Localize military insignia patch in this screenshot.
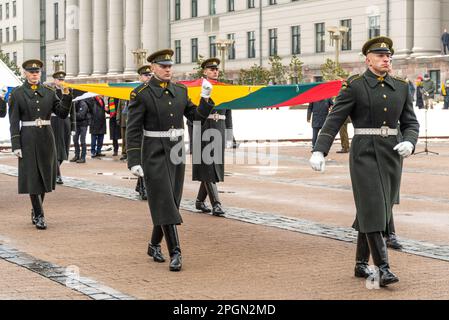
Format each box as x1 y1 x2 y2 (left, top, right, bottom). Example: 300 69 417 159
130 92 137 100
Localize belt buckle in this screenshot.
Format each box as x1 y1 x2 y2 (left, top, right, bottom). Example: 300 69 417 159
35 118 43 128
168 128 178 142
380 126 389 138
212 113 220 122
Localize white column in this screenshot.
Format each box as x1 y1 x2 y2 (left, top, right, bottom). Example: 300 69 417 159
141 0 158 55
389 0 414 58
92 0 108 76
107 0 124 75
412 0 441 57
78 0 93 76
124 0 141 74
66 0 79 77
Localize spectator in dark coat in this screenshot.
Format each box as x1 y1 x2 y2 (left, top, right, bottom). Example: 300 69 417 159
88 96 107 158
442 29 449 55
307 98 334 148
107 97 121 156
70 100 90 163
415 76 424 109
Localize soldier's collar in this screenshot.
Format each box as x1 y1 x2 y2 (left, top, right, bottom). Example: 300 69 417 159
149 77 176 97
24 82 44 97
364 69 396 90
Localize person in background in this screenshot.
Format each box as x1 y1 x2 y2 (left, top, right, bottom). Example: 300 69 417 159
88 96 107 158
442 79 449 109
307 98 333 149
107 97 121 157
422 74 435 109
415 76 424 109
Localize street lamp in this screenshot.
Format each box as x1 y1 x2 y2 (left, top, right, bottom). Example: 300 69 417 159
215 39 235 73
51 55 65 73
132 48 148 69
326 26 349 64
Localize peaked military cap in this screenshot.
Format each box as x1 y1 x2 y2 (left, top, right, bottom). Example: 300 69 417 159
52 71 66 80
201 58 221 69
22 59 44 71
147 49 174 66
362 36 393 56
137 65 152 75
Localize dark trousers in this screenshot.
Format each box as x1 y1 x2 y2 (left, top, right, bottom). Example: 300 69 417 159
444 96 449 109
121 127 127 155
91 134 105 156
112 139 119 154
312 127 321 148
74 126 88 159
444 43 449 55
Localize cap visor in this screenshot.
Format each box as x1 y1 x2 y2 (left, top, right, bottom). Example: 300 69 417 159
156 61 174 66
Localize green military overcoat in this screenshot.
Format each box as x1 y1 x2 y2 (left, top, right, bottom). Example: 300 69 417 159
9 82 72 195
314 69 420 233
127 77 214 226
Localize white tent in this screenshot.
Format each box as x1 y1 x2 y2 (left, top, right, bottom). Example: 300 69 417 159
0 59 22 144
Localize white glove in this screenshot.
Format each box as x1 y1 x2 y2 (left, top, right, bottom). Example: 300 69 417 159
309 151 326 172
394 141 414 158
71 131 76 137
130 165 144 178
0 86 8 99
201 79 213 99
13 149 23 158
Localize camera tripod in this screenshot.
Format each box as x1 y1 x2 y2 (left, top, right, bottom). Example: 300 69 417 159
414 105 439 155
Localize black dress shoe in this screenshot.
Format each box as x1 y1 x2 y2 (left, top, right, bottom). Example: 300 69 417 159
148 244 166 263
386 234 403 250
70 156 79 163
120 155 128 161
76 158 86 164
195 201 211 213
336 149 349 154
97 153 106 157
212 203 225 217
354 263 372 279
35 216 47 230
56 176 64 185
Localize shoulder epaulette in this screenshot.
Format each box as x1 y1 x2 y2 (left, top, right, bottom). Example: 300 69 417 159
347 74 362 84
392 76 408 84
43 84 56 92
173 82 187 90
137 83 149 94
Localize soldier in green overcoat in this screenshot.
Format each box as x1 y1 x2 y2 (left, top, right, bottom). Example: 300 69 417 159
9 59 73 230
310 37 419 287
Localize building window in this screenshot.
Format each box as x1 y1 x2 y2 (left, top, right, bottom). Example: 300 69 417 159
430 70 441 93
269 0 277 4
12 26 16 41
314 76 324 83
248 0 255 8
6 3 9 19
175 0 181 21
209 0 216 15
291 25 301 55
13 52 17 64
269 28 277 56
191 38 198 62
13 1 16 17
6 27 9 42
227 33 236 60
191 0 198 18
315 23 325 53
175 40 181 64
228 0 235 12
54 3 59 40
341 19 352 51
247 31 256 58
368 16 380 39
209 36 217 57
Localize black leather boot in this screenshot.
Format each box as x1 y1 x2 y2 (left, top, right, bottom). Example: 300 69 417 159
386 215 403 250
205 183 225 217
148 226 166 263
162 225 182 272
366 232 399 287
195 183 211 213
30 195 47 230
354 232 372 279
